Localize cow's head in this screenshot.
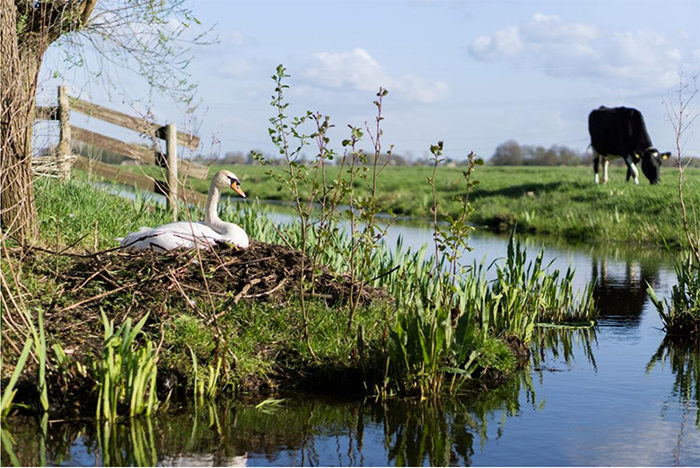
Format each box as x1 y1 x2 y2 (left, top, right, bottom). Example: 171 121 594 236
634 148 670 184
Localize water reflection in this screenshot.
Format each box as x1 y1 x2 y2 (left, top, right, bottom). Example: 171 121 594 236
647 338 700 430
378 373 539 467
2 373 541 467
591 255 662 324
531 326 598 370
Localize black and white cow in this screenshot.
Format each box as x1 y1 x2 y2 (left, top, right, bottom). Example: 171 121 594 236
588 106 670 185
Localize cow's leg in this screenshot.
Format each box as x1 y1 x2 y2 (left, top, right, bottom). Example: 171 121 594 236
624 156 639 184
593 151 600 184
603 158 609 183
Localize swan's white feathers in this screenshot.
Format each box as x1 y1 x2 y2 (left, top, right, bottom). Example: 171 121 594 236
119 171 249 251
120 221 249 251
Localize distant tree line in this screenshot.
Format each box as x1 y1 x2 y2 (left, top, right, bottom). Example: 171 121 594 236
72 141 131 165
489 140 589 166
489 139 700 167
198 150 413 167
68 140 700 168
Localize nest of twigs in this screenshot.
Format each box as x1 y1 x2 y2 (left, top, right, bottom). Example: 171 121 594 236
58 240 388 310
23 239 390 320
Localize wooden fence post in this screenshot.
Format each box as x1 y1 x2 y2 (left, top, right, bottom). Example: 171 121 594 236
57 86 73 179
165 123 178 220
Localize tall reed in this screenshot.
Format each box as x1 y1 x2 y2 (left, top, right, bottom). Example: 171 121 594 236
0 337 33 419
95 311 158 421
188 345 223 404
1 308 50 415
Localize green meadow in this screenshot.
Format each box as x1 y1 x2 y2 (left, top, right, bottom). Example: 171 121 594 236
177 164 699 248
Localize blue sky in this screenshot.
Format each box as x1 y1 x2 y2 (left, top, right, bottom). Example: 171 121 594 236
37 0 700 161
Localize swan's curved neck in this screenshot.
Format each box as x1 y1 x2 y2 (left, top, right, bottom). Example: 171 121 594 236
204 179 227 234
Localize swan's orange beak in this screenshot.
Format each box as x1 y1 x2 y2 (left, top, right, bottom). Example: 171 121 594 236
231 181 246 198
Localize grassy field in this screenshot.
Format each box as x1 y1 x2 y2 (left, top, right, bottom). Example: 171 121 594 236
166 164 700 248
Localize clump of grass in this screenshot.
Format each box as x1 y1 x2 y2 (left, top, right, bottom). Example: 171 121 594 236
1 307 49 416
188 346 223 404
484 233 597 342
648 254 699 339
34 175 174 251
646 337 699 428
95 311 158 421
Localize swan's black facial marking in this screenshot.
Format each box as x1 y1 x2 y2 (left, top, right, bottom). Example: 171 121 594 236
228 176 246 198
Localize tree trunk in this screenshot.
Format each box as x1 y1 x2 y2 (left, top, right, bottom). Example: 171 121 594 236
1 0 48 241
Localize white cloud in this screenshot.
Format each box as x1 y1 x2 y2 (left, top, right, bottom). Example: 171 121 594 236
220 30 257 48
303 48 449 103
468 13 699 88
216 57 254 78
470 26 522 60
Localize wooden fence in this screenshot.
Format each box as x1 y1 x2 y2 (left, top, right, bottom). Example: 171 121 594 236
35 86 209 218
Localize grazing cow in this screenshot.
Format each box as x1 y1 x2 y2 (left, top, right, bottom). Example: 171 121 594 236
588 106 670 184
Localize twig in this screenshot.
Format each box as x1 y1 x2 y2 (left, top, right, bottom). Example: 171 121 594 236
245 278 288 299
93 221 99 253
58 316 99 331
28 243 127 258
234 278 262 304
271 223 294 249
58 233 91 255
166 268 208 321
369 265 400 283
156 320 166 356
211 255 274 272
71 266 108 292
178 283 229 297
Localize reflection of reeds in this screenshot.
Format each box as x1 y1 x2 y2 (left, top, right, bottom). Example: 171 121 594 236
531 326 598 370
2 378 548 467
381 372 542 466
97 418 157 467
646 337 700 429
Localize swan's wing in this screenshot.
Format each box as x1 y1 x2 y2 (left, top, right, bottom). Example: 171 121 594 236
116 226 152 243
120 222 222 251
226 225 249 249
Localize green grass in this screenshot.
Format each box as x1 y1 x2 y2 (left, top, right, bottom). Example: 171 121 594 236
34 175 173 251
115 164 700 248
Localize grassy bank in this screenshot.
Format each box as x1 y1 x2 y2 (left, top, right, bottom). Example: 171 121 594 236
121 164 700 248
1 175 598 418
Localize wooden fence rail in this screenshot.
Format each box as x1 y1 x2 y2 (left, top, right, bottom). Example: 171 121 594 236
35 86 208 219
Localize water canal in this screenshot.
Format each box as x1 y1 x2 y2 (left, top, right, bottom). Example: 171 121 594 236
3 199 699 466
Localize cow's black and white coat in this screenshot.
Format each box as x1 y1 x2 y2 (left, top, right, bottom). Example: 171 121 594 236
588 106 670 185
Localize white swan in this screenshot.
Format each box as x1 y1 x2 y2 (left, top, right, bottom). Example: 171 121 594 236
118 170 249 251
